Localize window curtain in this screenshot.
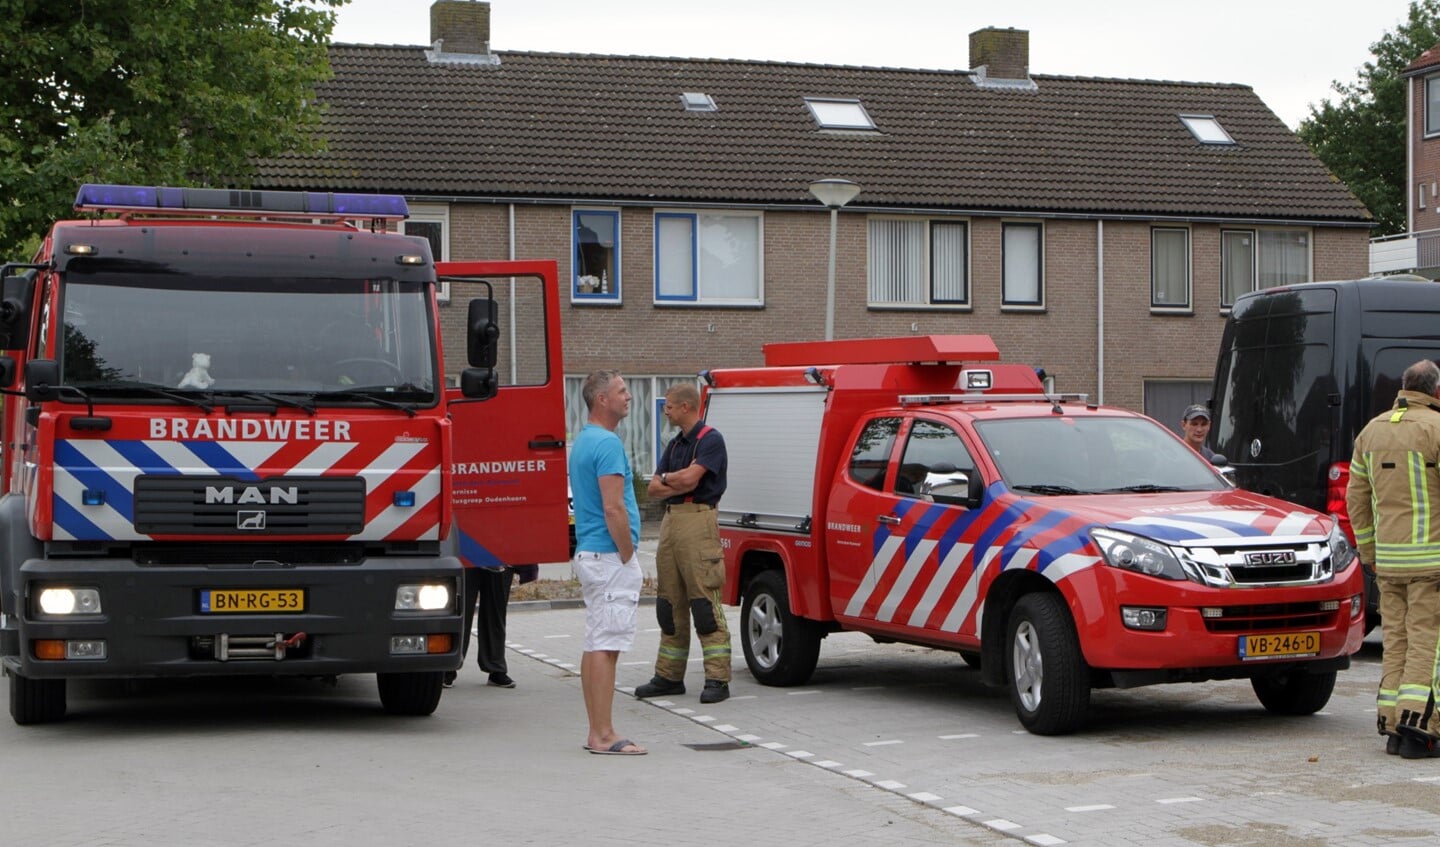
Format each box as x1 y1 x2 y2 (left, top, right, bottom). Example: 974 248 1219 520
1151 229 1188 306
867 219 923 303
931 222 968 303
1221 230 1254 306
1003 224 1041 304
656 215 695 298
1257 231 1308 289
698 215 760 300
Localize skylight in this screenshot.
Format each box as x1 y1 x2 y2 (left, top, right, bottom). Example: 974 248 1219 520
680 92 717 112
805 98 876 130
1180 114 1235 145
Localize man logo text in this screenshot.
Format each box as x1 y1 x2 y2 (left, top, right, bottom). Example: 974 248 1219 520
206 486 299 505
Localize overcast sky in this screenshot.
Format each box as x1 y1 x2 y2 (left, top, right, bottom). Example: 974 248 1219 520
329 0 1418 129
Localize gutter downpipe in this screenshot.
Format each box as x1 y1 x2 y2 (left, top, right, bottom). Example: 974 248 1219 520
509 203 518 384
1097 219 1105 405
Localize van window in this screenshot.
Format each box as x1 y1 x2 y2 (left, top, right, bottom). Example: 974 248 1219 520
1366 346 1440 422
1212 288 1336 464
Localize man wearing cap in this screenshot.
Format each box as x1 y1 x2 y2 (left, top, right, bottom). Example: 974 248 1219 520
1181 404 1215 461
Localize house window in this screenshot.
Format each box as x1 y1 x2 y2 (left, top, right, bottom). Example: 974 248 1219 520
1179 114 1235 145
1220 228 1311 308
1151 227 1190 310
573 209 620 302
1428 76 1440 136
654 211 762 304
1421 182 1430 210
402 204 449 303
1002 222 1043 307
804 98 876 130
867 219 969 306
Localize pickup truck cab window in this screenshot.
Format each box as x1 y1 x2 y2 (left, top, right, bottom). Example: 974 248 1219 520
849 417 900 491
894 418 975 499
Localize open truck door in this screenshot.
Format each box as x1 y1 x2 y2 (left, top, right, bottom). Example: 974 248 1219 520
440 260 569 566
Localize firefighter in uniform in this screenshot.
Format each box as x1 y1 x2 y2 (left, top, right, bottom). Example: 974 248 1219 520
635 383 732 704
1347 358 1440 759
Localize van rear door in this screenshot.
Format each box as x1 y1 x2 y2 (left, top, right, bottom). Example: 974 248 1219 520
1211 286 1337 508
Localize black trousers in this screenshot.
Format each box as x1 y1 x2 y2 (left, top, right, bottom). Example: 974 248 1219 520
461 566 515 675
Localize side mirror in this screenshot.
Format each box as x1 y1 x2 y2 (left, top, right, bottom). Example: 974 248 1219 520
929 468 984 509
0 271 36 350
24 359 60 402
460 367 498 400
0 355 13 388
467 298 500 368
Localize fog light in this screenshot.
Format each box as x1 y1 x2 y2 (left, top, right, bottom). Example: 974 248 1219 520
1121 606 1168 631
66 640 107 659
391 635 428 654
1319 599 1340 612
1350 594 1364 618
395 583 451 611
1200 607 1223 619
38 587 102 615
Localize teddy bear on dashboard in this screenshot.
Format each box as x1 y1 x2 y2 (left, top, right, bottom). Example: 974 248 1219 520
177 352 214 390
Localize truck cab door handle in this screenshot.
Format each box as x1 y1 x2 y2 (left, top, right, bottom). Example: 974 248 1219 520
878 515 901 526
528 439 565 449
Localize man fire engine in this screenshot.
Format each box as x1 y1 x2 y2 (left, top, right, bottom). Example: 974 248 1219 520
0 185 568 724
706 335 1366 735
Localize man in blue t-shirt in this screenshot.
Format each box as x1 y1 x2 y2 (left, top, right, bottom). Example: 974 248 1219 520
568 369 646 756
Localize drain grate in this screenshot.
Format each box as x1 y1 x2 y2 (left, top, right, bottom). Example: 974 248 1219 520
682 741 750 751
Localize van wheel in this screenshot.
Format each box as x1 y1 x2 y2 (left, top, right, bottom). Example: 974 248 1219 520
1005 593 1089 735
741 570 821 686
376 671 444 716
10 673 66 725
1251 669 1335 715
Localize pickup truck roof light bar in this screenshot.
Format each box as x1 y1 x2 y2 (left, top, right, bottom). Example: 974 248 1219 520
74 184 410 222
899 392 1092 406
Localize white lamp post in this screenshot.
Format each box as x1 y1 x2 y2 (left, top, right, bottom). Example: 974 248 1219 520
808 178 861 341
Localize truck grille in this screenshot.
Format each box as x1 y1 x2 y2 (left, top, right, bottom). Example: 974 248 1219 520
1201 602 1340 633
134 476 366 535
1179 541 1334 588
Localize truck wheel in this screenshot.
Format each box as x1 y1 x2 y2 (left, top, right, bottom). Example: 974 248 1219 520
741 570 821 686
10 673 66 725
1251 669 1336 715
376 671 444 716
1005 593 1089 735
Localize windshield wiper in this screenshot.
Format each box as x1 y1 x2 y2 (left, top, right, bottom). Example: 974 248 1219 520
1099 484 1186 493
310 388 418 417
73 381 215 412
1011 483 1085 496
210 390 317 416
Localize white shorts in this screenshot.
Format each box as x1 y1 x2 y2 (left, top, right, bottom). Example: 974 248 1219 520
572 550 643 652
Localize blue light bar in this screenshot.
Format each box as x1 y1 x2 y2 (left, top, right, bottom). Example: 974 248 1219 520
393 491 416 508
74 184 409 220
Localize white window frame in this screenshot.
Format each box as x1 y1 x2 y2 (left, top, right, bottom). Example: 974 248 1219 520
1001 221 1044 309
1180 114 1236 145
1150 226 1191 312
573 208 622 304
866 216 970 308
653 210 764 306
402 203 450 303
804 98 876 130
1219 227 1312 309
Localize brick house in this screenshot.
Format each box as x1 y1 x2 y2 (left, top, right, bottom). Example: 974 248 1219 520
256 0 1370 476
1370 43 1440 275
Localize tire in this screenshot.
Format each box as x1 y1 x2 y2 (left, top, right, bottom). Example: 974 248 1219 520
376 671 444 716
959 650 982 670
740 570 821 686
10 673 66 725
1005 593 1089 735
1251 669 1336 715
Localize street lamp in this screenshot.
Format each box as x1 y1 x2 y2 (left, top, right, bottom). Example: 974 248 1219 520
808 178 861 341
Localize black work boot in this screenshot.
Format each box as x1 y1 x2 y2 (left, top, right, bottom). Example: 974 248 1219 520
1385 733 1402 756
699 679 730 704
634 675 685 699
1398 727 1440 759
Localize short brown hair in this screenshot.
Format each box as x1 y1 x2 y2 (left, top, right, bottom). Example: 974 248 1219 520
665 382 700 409
582 369 622 410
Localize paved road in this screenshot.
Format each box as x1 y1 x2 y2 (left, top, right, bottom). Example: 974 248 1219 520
5 596 1433 847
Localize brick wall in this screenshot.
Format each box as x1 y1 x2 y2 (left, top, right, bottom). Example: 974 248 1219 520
1413 73 1440 233
435 201 1368 413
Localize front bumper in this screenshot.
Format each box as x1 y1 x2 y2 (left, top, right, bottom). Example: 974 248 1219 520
3 555 463 680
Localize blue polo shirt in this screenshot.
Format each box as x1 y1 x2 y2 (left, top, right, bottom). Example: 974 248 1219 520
656 422 728 506
569 423 641 553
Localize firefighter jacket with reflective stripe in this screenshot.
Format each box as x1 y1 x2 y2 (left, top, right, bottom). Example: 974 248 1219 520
1347 389 1440 577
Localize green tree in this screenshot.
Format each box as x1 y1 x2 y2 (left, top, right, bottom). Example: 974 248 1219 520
1299 1 1440 236
0 0 346 254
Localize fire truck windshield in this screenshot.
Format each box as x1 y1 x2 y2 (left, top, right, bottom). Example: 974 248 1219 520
58 272 436 400
973 415 1227 495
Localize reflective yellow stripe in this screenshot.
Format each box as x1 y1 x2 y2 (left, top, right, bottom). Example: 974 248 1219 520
1391 407 1408 422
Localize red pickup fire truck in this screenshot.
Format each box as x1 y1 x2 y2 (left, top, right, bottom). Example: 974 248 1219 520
0 184 568 724
707 335 1366 734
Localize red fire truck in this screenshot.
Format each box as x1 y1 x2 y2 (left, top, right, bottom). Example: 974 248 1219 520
707 335 1366 734
0 184 568 724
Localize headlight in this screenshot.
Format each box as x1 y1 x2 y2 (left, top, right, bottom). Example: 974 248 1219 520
1326 523 1355 572
37 587 102 615
394 582 452 611
1091 529 1191 581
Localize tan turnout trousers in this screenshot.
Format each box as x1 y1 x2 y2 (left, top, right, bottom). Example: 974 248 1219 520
653 504 731 683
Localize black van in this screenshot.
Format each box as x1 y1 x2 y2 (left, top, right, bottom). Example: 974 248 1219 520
1210 278 1440 629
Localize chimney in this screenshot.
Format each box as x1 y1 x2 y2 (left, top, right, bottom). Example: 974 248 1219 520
430 0 490 55
969 27 1029 81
